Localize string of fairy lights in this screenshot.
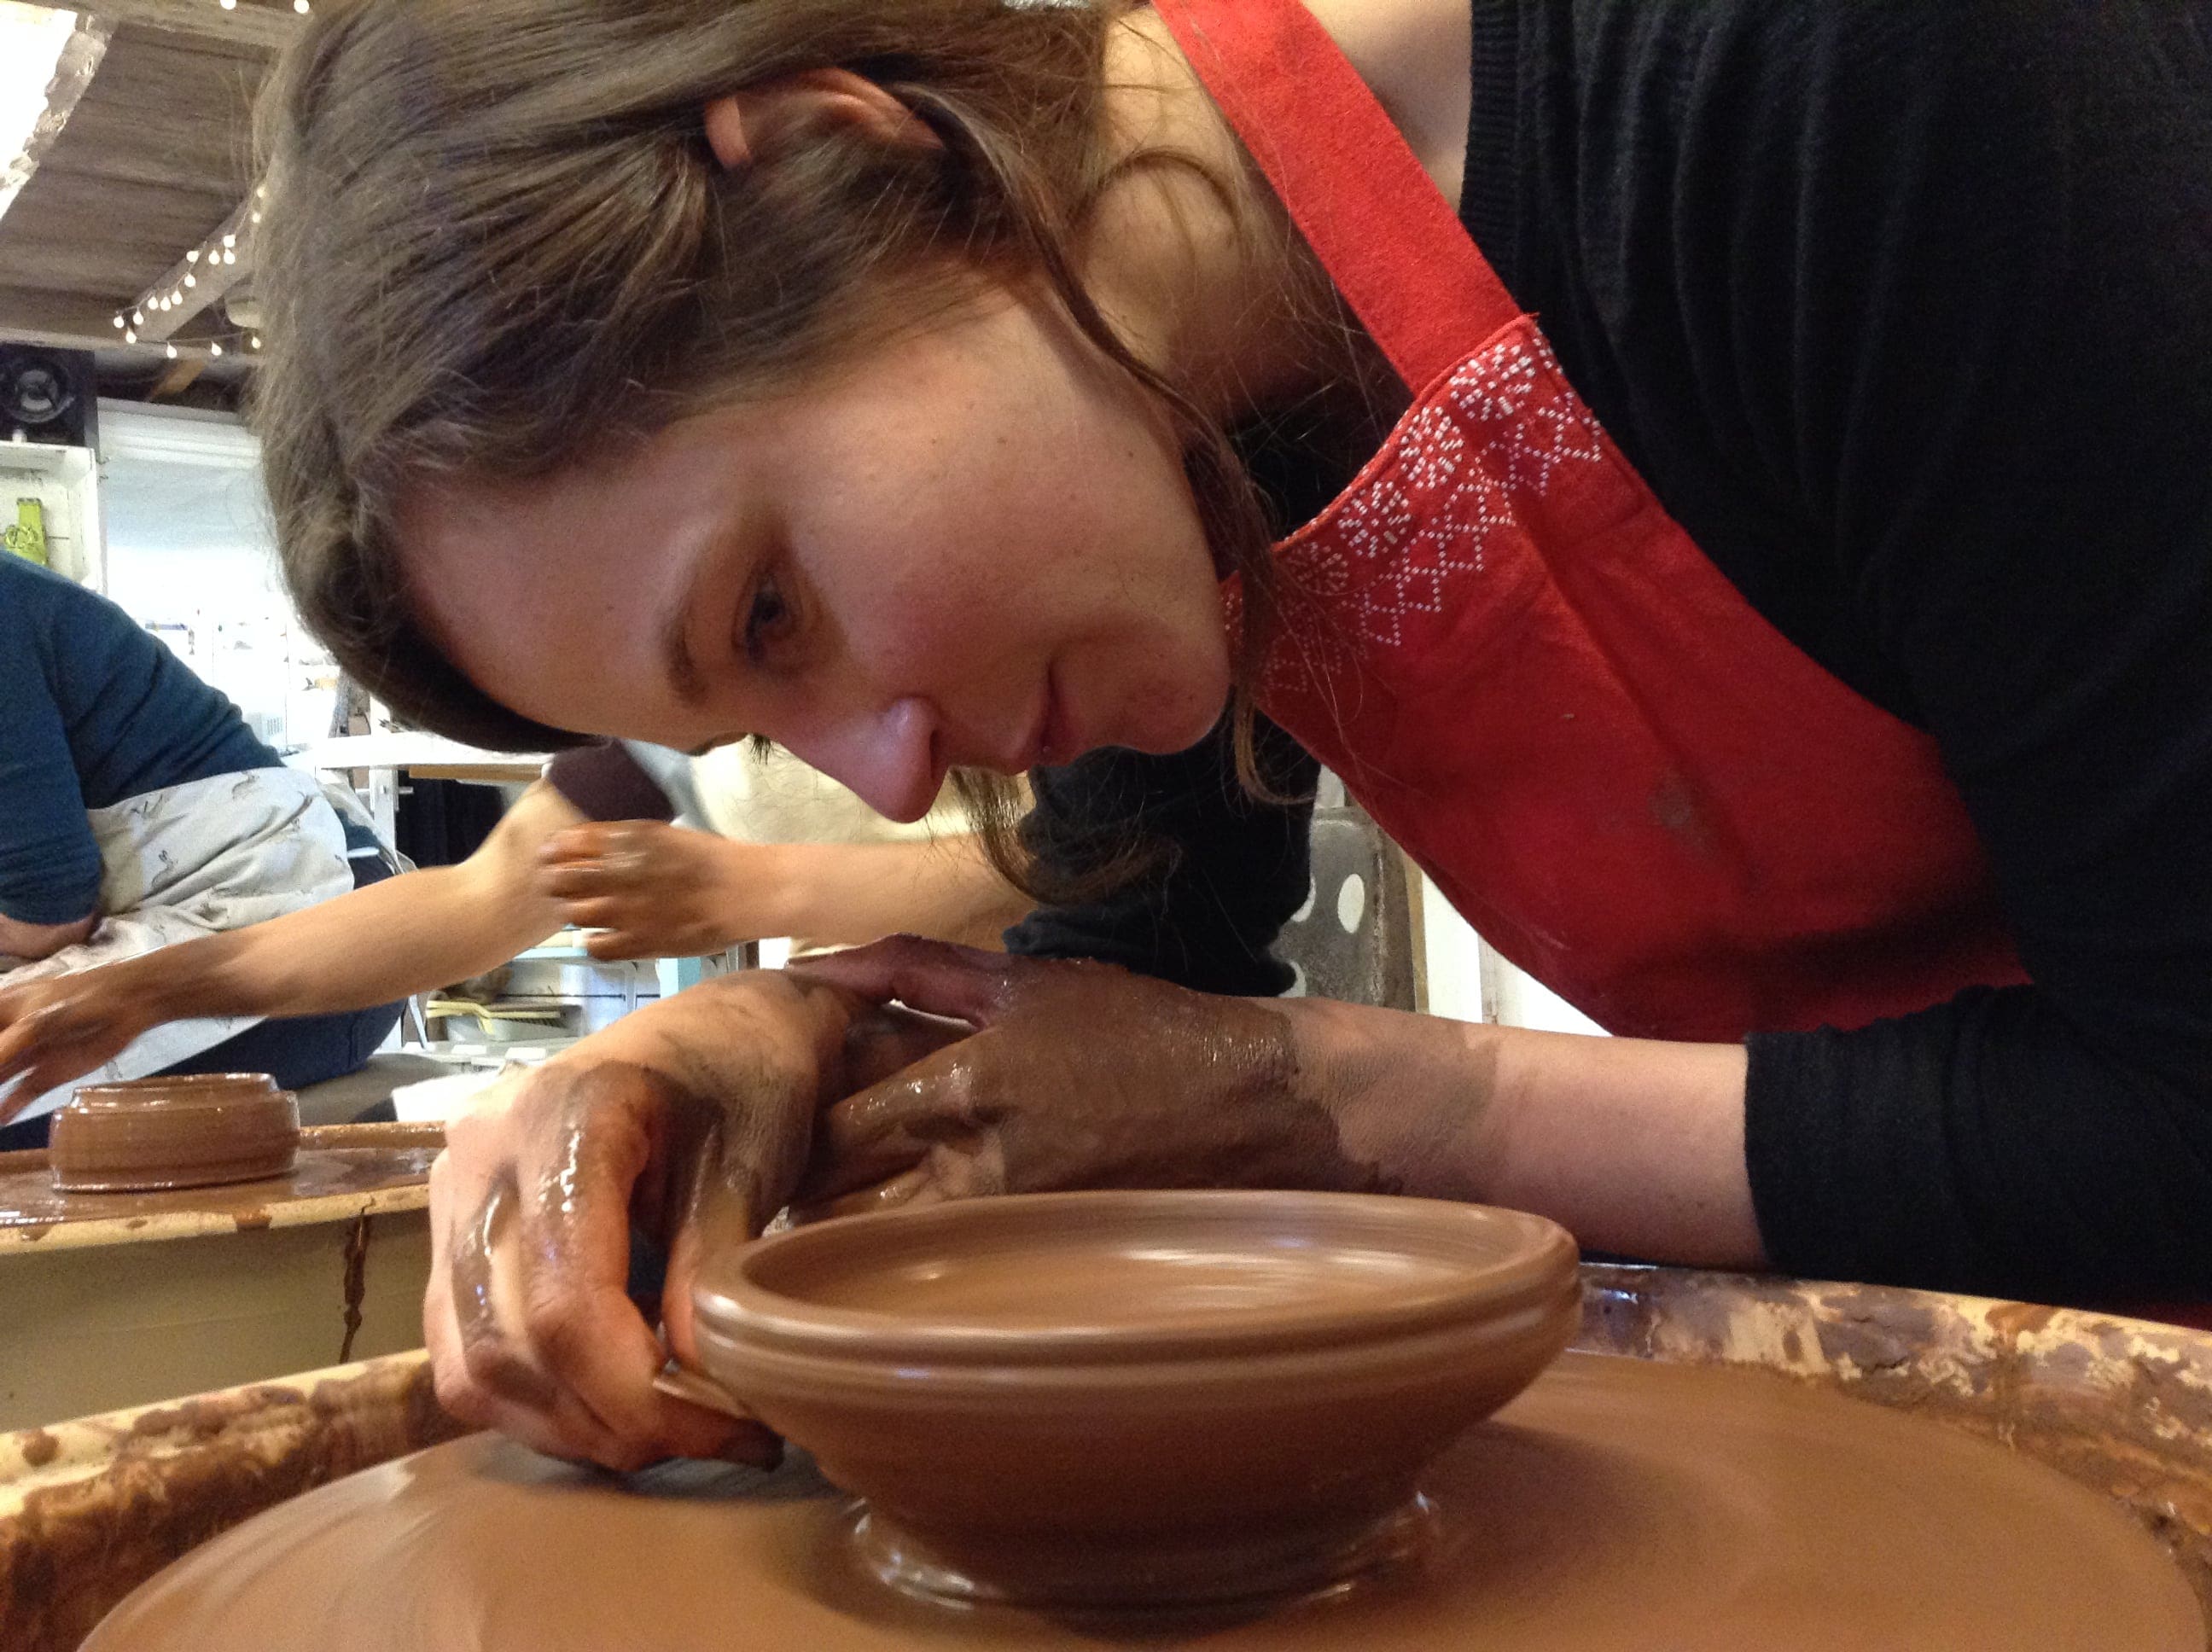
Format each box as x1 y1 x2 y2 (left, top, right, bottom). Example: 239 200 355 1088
102 1 311 363
110 189 267 364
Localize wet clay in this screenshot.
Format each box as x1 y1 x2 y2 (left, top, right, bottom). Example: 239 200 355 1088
800 953 1399 1211
0 1358 467 1652
711 1190 1574 1348
777 1224 1483 1327
47 1075 298 1193
0 1125 440 1232
1576 1263 2212 1612
84 1353 2203 1650
690 1193 1581 1608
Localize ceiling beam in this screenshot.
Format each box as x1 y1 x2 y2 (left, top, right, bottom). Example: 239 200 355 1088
0 15 110 226
126 192 253 341
9 0 299 53
147 354 207 399
0 282 125 352
0 283 243 368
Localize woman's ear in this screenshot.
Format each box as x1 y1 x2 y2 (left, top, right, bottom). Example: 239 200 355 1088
703 69 942 171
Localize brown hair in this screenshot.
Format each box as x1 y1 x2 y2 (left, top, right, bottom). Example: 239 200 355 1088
254 0 1292 884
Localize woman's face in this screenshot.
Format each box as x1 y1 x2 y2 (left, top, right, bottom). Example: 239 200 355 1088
399 287 1231 821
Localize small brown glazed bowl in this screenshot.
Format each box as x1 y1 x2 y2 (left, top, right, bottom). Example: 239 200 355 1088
692 1190 1580 1610
49 1073 300 1194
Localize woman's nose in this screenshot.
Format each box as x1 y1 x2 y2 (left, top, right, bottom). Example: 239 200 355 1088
783 696 944 823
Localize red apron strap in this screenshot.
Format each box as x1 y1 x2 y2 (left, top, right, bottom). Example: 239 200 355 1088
1150 0 1524 390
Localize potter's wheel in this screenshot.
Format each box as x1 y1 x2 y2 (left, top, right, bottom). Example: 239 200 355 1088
0 1123 440 1236
84 1352 2203 1650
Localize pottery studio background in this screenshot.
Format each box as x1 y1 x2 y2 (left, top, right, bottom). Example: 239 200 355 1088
0 3 2207 1649
0 0 1592 1435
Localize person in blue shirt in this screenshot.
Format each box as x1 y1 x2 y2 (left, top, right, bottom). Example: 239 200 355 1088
0 553 402 1145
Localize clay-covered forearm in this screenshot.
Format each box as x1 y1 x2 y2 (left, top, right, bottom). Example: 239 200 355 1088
544 969 886 1110
1289 998 1762 1270
740 836 1031 951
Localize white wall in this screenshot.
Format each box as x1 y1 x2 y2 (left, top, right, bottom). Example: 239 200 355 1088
96 403 337 748
1419 873 1608 1036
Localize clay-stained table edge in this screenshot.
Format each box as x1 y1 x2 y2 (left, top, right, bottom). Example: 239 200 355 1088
0 1352 467 1652
1575 1262 2212 1622
0 1124 441 1253
4 1265 2208 1648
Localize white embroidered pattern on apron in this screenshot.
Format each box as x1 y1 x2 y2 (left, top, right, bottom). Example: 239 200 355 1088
1255 327 1607 695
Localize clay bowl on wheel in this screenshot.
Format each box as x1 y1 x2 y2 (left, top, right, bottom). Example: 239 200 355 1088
690 1190 1580 1612
49 1073 300 1193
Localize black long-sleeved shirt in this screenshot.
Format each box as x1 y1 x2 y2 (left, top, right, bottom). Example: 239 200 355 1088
1012 0 2212 1301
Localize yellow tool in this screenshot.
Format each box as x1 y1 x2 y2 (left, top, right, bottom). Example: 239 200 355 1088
3 497 48 566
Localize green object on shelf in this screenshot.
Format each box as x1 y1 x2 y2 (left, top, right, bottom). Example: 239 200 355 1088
3 498 47 566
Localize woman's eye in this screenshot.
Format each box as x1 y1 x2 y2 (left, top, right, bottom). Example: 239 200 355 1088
742 579 794 666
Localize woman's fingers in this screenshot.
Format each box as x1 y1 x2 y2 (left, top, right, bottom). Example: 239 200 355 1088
440 1170 645 1463
840 1003 975 1092
429 1072 759 1469
540 861 618 900
792 1162 953 1224
505 1067 688 1451
582 928 654 962
427 1148 607 1457
797 1043 992 1201
559 896 628 931
0 986 131 1114
538 823 630 867
423 981 855 1471
790 935 1015 1027
504 1064 777 1466
0 1011 44 1120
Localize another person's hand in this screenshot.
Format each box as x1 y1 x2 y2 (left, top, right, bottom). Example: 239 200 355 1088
789 938 1400 1216
538 821 775 961
0 967 152 1122
422 968 959 1470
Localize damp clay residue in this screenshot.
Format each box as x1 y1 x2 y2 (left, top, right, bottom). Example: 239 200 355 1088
1576 1263 2212 1617
0 1124 441 1240
0 1356 465 1652
81 1352 2205 1652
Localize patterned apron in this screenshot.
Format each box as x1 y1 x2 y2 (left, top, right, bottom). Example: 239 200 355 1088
0 766 361 1122
1155 0 2023 1040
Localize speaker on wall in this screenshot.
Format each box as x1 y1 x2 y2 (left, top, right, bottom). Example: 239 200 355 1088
0 345 97 450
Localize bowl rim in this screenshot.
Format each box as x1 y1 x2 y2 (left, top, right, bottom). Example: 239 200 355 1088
63 1073 294 1113
694 1190 1579 1367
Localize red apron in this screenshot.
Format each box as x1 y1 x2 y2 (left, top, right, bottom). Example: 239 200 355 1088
1154 0 2025 1042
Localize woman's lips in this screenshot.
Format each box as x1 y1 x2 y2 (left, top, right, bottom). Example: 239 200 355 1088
1034 678 1086 768
990 672 1088 774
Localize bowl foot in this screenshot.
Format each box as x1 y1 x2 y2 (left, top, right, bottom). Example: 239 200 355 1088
854 1493 1437 1614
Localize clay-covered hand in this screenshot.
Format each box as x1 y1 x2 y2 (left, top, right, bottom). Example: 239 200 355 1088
0 968 153 1122
789 937 1398 1216
423 968 960 1472
537 821 775 962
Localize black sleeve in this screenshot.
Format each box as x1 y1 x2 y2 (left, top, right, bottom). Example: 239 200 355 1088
1005 713 1318 998
1491 0 2212 1298
543 740 677 823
